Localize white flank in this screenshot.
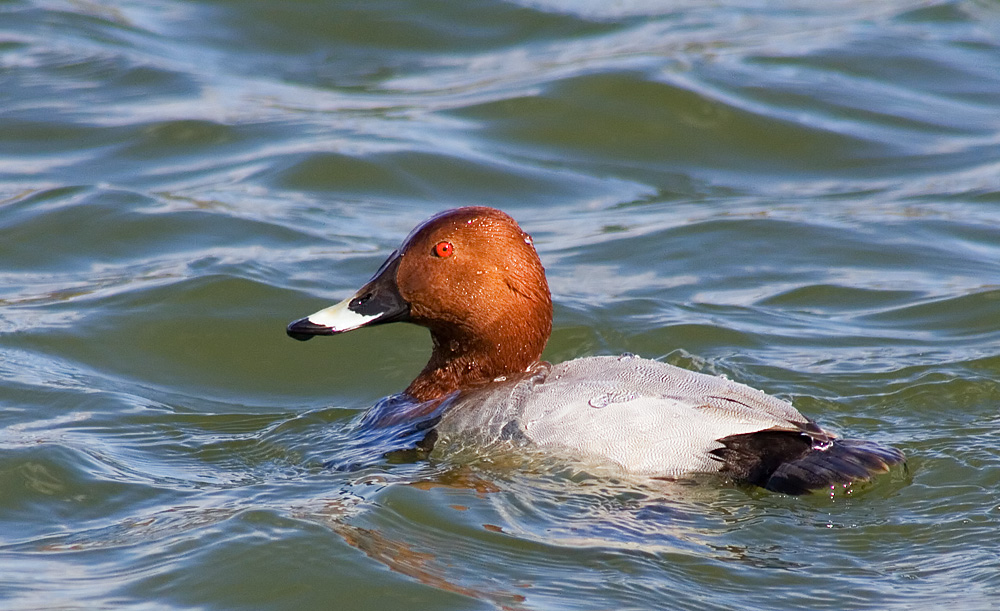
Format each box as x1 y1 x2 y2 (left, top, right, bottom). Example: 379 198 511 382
306 297 379 332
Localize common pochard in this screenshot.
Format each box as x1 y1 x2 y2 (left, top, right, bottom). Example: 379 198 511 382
288 206 903 494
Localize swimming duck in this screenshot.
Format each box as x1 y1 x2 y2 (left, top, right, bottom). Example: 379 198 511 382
288 206 903 494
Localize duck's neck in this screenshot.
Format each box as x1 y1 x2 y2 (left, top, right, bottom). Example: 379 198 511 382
405 318 550 402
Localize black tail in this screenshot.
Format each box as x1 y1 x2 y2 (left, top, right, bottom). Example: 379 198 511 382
764 438 904 495
713 431 905 495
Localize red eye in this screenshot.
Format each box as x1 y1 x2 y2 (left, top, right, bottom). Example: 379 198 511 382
434 241 454 258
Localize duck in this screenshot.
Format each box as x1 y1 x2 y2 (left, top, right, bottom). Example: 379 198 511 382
287 206 904 494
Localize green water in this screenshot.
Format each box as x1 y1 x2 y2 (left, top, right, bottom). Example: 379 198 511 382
2 1 1000 609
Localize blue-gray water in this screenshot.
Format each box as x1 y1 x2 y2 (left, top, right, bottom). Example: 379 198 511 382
2 1 1000 609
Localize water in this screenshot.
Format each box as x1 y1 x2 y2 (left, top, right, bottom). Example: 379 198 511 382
2 0 1000 608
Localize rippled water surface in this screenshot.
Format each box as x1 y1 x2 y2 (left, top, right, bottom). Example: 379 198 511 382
2 1 1000 609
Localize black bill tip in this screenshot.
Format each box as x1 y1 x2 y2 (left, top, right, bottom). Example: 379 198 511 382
286 317 332 341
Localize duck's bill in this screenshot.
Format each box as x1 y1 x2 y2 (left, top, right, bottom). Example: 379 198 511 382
286 252 409 341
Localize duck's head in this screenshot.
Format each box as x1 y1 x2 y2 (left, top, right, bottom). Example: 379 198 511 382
287 206 552 401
